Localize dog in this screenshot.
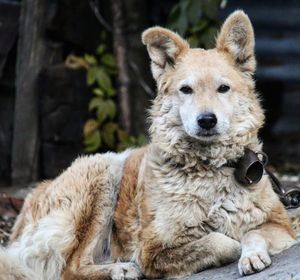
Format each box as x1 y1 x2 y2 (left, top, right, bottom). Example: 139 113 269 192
0 10 296 280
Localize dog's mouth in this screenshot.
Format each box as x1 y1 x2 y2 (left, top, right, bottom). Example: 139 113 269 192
183 124 223 142
188 130 221 142
196 130 220 138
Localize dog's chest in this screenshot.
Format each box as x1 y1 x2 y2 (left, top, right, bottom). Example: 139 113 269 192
150 169 267 243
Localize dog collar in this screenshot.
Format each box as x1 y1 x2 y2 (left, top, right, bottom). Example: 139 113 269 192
224 148 267 185
224 148 300 209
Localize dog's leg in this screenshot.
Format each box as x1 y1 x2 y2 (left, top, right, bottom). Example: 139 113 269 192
62 210 142 280
10 180 52 242
138 232 241 278
239 222 296 275
62 213 141 280
62 216 142 280
64 263 142 280
61 153 142 280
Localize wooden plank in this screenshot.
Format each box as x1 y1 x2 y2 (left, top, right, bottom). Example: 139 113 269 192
39 65 89 178
257 64 300 82
221 2 300 29
0 1 20 77
256 37 300 57
46 0 103 52
11 0 62 185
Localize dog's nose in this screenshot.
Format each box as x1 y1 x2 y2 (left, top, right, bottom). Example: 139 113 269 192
197 113 217 130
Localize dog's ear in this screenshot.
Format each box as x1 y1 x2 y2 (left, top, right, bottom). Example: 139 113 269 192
216 10 256 74
142 27 189 80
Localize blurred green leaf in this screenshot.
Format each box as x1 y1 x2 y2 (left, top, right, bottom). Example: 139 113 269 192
95 67 112 91
117 142 130 151
84 54 97 65
202 0 221 19
167 0 221 49
84 130 101 152
105 100 117 119
117 129 129 143
106 87 116 97
89 97 104 111
87 67 97 86
96 109 106 125
93 88 104 97
186 0 202 25
102 54 117 68
202 26 219 49
102 122 118 148
177 14 188 35
106 67 118 75
96 44 106 55
190 20 208 33
103 132 115 148
104 122 118 133
187 36 200 48
83 119 99 136
129 136 136 144
168 1 189 36
136 134 148 146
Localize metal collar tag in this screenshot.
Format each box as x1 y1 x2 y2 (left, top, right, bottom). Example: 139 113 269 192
234 148 266 186
233 148 300 209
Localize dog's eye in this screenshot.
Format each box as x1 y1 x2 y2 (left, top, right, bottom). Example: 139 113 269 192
217 84 230 93
180 86 193 94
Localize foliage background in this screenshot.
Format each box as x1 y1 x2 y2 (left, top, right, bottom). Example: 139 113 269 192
67 0 224 154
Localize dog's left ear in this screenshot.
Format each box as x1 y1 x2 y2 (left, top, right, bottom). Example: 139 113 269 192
142 27 189 81
216 10 256 74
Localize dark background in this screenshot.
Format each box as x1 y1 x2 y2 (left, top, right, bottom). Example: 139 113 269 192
0 0 299 188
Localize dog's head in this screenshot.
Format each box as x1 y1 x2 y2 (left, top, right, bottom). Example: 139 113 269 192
143 11 264 145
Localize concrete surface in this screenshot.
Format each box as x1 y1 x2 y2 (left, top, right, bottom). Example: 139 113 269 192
182 243 300 280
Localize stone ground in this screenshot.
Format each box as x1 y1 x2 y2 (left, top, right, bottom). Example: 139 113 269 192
182 242 300 280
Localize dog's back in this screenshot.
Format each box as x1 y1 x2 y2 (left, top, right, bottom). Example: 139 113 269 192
0 150 134 280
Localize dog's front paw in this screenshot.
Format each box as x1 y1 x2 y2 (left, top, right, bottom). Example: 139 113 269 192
238 249 271 275
111 262 142 280
209 232 241 265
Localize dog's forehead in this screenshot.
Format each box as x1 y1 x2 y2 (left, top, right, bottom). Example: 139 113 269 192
182 49 230 68
175 49 237 84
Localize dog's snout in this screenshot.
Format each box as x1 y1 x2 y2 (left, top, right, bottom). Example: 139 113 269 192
197 113 217 130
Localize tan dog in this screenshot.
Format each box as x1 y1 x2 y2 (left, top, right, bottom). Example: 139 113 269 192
0 11 296 280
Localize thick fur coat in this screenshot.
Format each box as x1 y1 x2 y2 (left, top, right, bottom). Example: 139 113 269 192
0 11 296 280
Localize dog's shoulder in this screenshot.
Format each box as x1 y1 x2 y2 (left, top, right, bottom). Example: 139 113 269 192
112 146 148 259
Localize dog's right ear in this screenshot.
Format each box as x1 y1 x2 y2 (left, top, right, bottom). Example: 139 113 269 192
142 27 189 81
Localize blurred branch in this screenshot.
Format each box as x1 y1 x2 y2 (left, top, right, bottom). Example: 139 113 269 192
129 61 155 98
111 0 132 133
88 0 112 31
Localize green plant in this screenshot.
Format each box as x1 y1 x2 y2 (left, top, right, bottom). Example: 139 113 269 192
65 32 146 153
168 0 224 48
